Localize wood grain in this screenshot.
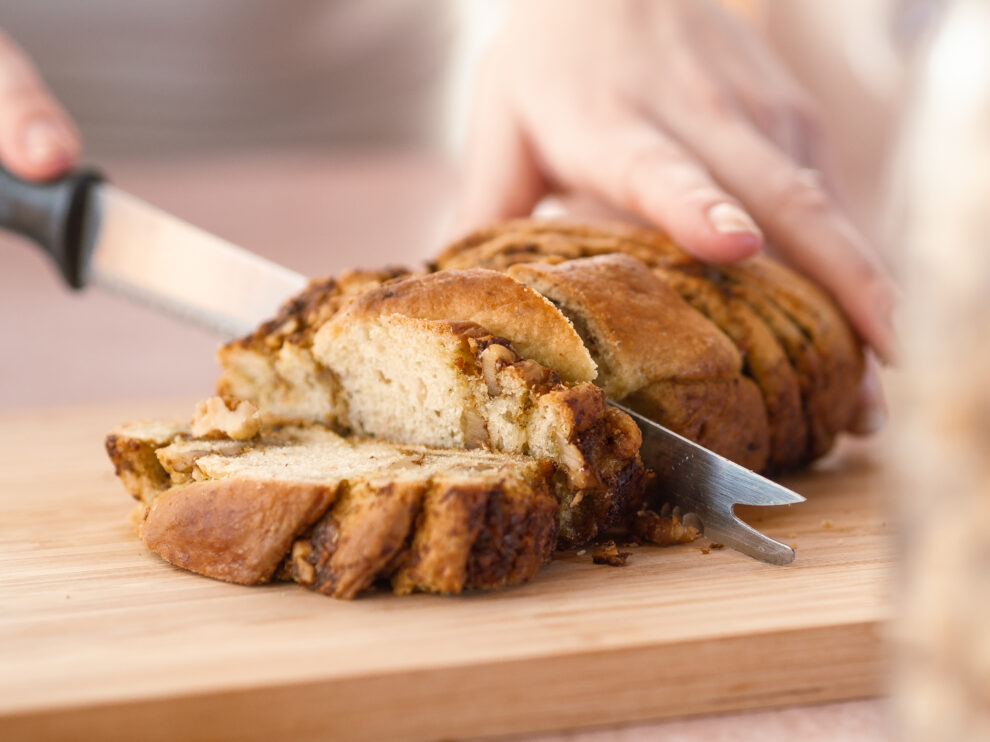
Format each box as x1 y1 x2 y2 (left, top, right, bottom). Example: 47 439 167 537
0 400 893 742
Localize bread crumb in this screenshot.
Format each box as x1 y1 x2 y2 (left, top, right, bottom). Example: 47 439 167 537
822 519 833 529
576 549 587 556
191 397 260 441
592 540 630 566
631 508 699 546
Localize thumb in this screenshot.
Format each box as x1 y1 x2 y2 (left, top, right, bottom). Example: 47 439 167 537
0 30 81 181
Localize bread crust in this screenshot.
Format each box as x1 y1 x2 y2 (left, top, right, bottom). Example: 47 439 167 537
723 257 864 450
141 478 337 585
289 479 424 599
507 255 742 397
507 255 770 471
441 219 864 472
652 267 808 471
328 269 597 384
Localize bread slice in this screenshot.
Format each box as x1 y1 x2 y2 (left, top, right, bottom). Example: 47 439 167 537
311 313 645 546
506 255 770 471
216 268 410 425
106 420 558 599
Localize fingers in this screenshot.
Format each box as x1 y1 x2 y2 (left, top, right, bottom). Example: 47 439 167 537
450 68 549 237
672 118 898 362
0 30 80 180
560 117 763 262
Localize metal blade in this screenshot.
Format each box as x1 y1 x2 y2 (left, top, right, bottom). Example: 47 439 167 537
610 401 804 565
84 184 308 338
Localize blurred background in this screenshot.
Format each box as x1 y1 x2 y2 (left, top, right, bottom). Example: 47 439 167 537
1 1 987 740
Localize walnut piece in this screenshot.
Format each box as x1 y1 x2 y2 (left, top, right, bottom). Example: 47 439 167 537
190 397 261 441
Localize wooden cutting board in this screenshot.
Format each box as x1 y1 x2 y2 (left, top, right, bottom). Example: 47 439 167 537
0 400 892 742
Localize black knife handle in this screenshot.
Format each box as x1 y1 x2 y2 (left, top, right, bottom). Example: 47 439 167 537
0 165 104 289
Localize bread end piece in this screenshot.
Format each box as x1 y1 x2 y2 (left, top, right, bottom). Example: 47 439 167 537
141 478 338 585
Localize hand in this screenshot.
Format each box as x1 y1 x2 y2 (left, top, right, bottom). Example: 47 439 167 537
454 0 897 368
0 28 80 180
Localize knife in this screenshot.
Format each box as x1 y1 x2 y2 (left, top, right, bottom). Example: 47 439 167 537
0 166 308 337
609 401 805 565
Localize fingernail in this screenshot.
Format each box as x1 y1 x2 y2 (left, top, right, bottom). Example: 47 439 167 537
707 202 761 237
23 119 74 167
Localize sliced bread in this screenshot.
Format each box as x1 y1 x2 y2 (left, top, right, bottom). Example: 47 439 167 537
107 418 558 599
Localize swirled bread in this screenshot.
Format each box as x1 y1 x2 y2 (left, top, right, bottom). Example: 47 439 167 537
506 254 770 471
106 419 558 599
437 219 864 472
218 271 646 546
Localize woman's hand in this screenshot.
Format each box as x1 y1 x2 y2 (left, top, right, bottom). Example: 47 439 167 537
454 0 896 368
0 28 80 180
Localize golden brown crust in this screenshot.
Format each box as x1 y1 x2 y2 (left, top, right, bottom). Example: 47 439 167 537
225 268 411 354
723 257 864 450
390 481 492 595
436 218 682 272
141 479 338 585
626 375 769 472
506 254 770 472
725 279 833 458
442 219 864 471
327 269 597 384
392 466 558 594
289 479 424 599
653 268 808 471
464 474 559 590
507 255 742 398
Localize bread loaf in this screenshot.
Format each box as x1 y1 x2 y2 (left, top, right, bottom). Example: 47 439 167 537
436 219 865 471
106 218 865 601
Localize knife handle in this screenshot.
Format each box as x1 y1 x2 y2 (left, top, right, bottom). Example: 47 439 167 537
0 166 104 289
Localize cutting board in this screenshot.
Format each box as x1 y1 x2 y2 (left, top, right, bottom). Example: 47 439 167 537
0 400 893 742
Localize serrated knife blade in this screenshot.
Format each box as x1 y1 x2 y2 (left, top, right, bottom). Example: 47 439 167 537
0 166 309 338
609 401 805 565
85 185 309 337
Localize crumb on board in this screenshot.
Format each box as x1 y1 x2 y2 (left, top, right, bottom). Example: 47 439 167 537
710 542 724 550
576 549 587 556
788 532 798 539
592 540 630 567
631 508 699 546
821 519 833 529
